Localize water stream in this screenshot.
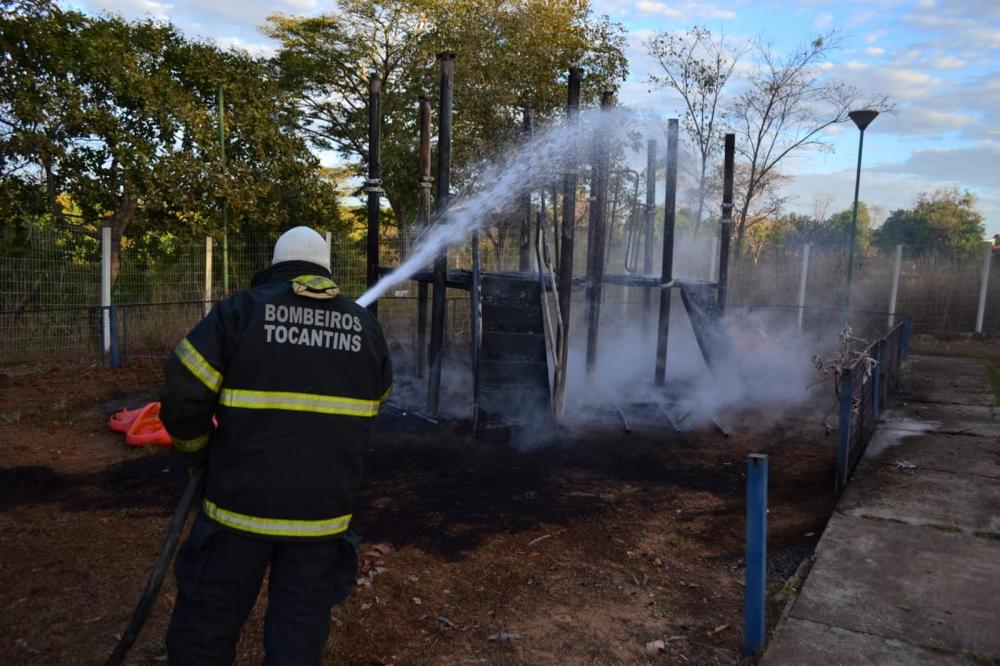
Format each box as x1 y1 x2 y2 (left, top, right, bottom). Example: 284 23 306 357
356 108 662 307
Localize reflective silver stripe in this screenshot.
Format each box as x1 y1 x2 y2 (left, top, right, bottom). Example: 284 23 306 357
219 388 381 417
175 338 222 393
203 499 351 537
171 432 210 453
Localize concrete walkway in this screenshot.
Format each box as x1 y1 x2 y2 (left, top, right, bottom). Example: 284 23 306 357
762 355 1000 665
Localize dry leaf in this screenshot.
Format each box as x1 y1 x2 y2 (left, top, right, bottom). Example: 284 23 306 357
708 624 729 636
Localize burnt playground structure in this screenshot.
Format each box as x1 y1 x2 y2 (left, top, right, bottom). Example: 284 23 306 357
361 55 912 470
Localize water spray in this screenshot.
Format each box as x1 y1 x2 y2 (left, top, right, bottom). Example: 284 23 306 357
356 107 665 308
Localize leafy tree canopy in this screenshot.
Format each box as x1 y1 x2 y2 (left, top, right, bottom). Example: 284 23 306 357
875 188 986 255
0 0 342 278
265 0 628 229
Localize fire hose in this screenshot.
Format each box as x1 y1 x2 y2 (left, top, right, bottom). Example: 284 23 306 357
106 466 206 666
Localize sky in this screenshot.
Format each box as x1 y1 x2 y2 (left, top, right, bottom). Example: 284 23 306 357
71 0 1000 235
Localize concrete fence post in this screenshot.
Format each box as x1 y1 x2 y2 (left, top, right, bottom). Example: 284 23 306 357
797 243 810 330
975 241 992 334
101 226 112 359
744 453 768 657
888 244 902 329
204 237 213 317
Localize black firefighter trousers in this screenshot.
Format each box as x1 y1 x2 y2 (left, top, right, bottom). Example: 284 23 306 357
166 511 358 666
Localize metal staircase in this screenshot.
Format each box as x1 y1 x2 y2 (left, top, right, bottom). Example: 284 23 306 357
475 274 553 433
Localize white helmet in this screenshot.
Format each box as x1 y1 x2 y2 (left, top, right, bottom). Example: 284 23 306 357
272 226 330 271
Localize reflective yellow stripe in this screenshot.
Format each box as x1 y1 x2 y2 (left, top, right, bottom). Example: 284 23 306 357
292 274 340 300
172 432 210 453
292 274 338 291
175 338 222 393
203 499 351 538
379 385 393 401
219 388 381 417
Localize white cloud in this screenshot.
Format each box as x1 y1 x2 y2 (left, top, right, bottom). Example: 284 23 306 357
902 0 1000 51
864 29 887 44
882 108 976 136
847 10 876 27
214 35 275 58
636 1 679 17
865 47 885 56
814 12 833 29
927 55 965 69
630 0 734 20
782 166 999 235
86 0 174 20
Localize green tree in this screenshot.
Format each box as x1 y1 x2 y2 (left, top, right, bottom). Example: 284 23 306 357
828 202 872 252
875 189 986 255
266 0 628 232
0 0 341 283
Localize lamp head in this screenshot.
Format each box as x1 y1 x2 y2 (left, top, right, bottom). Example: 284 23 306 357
849 110 879 131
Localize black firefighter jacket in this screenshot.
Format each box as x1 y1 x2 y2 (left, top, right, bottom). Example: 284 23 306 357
160 261 393 541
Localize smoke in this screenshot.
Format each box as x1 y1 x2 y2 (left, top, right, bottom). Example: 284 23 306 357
560 299 828 429
369 108 834 438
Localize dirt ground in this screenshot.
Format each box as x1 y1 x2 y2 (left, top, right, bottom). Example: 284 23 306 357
0 358 841 665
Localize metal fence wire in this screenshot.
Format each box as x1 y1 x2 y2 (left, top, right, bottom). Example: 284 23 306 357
0 225 993 367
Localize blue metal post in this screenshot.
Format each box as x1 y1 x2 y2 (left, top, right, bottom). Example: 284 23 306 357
745 453 768 657
901 316 912 360
871 342 881 420
878 339 888 410
836 369 854 492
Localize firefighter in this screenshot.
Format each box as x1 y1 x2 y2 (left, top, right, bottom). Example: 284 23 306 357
160 226 392 666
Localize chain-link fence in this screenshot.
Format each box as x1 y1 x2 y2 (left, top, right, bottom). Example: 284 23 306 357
1 224 996 367
725 244 1000 336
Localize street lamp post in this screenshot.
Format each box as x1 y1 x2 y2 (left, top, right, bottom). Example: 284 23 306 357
845 109 879 309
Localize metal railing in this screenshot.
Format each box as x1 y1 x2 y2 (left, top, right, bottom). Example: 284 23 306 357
834 317 911 491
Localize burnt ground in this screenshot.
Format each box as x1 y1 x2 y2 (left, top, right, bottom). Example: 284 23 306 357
0 358 840 665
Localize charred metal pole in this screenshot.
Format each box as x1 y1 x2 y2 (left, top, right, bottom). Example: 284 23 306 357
654 120 678 386
585 91 615 376
365 72 382 316
557 67 581 367
428 53 454 416
551 183 560 269
216 85 229 294
642 139 657 338
718 133 735 314
471 224 481 429
416 97 433 379
519 108 534 272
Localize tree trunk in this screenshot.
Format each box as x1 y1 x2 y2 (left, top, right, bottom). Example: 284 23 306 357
108 184 139 289
734 197 753 259
695 159 707 232
388 196 408 260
